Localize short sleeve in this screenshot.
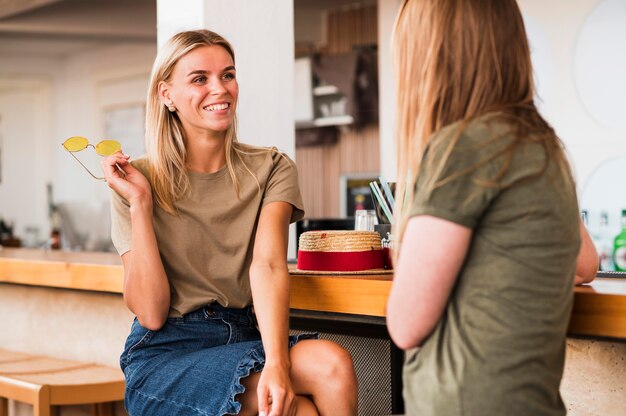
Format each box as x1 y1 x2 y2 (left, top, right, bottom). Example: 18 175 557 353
262 152 305 223
410 124 504 228
110 188 132 256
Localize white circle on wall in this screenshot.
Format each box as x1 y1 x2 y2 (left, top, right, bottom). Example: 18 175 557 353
575 0 626 131
581 156 626 236
523 14 554 113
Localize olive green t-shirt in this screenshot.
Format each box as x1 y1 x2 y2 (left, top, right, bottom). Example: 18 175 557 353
110 147 305 317
404 115 580 415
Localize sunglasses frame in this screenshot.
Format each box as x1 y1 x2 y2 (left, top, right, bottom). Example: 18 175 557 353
62 137 121 181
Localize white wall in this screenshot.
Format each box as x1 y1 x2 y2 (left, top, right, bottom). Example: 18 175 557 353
54 43 154 204
0 83 52 241
377 0 626 229
518 0 626 235
0 43 154 246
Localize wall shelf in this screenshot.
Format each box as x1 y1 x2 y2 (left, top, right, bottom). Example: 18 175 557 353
313 85 341 96
296 115 354 129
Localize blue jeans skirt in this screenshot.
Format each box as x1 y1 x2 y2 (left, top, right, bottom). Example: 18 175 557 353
120 303 317 416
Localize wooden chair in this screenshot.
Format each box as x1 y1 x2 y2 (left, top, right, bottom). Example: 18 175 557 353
0 348 125 416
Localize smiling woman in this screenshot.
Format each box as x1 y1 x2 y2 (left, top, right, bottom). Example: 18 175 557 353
101 30 358 416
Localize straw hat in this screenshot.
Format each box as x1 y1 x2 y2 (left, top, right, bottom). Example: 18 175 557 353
297 230 388 273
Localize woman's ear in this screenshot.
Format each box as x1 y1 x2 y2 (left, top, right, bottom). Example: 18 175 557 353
158 81 176 112
158 81 171 105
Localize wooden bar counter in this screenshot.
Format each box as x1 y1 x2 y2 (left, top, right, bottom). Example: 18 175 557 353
1 248 625 416
0 248 624 339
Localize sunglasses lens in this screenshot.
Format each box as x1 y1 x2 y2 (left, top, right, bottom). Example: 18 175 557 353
95 140 121 156
63 136 89 152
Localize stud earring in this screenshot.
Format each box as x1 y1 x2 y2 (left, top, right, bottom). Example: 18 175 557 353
166 101 176 112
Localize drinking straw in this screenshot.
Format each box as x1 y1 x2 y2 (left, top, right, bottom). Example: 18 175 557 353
370 181 394 224
378 176 395 210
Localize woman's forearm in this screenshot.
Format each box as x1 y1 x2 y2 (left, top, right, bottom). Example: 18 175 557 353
124 199 171 330
249 262 291 369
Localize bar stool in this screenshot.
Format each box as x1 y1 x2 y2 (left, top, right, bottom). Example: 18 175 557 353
0 348 125 416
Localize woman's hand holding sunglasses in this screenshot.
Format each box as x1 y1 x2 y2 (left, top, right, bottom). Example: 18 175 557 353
101 152 152 209
61 136 151 208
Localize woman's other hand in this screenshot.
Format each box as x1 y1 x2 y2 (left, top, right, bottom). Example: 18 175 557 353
257 363 297 416
575 219 599 285
101 152 151 206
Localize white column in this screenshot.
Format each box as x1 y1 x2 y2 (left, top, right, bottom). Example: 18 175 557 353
378 0 403 182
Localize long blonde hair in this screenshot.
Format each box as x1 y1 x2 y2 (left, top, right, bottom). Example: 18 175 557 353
145 30 262 214
393 0 573 242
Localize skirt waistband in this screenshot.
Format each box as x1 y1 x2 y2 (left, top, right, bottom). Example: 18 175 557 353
175 302 255 327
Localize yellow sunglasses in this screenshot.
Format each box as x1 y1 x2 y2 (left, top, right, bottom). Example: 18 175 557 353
62 136 121 180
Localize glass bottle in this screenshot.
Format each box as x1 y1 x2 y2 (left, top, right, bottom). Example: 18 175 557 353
580 210 589 227
613 210 626 271
598 211 614 271
49 208 61 250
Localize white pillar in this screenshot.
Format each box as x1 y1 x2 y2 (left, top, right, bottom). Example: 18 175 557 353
378 0 403 182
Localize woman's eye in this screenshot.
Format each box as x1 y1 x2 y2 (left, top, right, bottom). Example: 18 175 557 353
193 76 207 83
222 72 235 81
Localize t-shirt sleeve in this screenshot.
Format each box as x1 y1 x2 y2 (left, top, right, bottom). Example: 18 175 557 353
262 152 305 223
409 128 502 228
110 189 132 256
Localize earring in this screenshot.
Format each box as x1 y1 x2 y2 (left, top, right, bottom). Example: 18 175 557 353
166 101 176 112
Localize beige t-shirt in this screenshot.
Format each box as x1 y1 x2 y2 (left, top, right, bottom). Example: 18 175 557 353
110 147 305 317
403 114 580 416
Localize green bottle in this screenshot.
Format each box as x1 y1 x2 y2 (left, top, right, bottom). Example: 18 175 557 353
613 210 626 271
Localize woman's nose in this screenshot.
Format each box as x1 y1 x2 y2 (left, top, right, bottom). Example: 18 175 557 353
207 77 227 95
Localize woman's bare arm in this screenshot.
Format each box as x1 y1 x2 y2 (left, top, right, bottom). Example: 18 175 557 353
248 201 296 416
387 215 472 350
102 153 170 330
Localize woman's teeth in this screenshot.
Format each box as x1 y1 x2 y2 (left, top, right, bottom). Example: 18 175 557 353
205 103 229 111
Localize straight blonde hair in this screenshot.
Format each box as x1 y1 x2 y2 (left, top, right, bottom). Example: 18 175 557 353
145 30 265 214
393 0 574 244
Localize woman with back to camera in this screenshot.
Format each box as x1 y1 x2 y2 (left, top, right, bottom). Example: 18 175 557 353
386 1 598 415
101 30 358 416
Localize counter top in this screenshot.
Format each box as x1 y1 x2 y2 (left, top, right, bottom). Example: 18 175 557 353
1 248 625 339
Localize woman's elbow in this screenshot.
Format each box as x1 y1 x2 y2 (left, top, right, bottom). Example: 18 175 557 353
136 313 167 331
386 311 424 350
389 330 422 350
124 296 168 330
574 272 595 285
575 255 598 285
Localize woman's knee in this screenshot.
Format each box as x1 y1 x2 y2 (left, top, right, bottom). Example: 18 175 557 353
292 340 357 387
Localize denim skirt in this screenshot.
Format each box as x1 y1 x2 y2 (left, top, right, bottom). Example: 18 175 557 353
120 303 316 416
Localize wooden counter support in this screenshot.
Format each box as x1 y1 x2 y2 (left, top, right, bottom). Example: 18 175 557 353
569 279 626 339
290 274 391 317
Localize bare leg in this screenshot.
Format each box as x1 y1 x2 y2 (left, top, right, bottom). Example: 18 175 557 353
238 339 357 416
288 340 358 416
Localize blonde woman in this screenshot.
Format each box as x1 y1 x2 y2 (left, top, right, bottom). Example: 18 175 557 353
386 1 597 415
102 30 357 416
